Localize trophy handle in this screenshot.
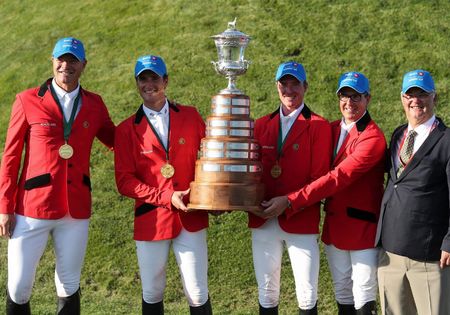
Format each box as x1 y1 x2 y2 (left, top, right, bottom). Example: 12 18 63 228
211 61 219 74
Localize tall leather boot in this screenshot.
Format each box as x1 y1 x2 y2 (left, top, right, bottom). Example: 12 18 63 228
299 302 317 315
6 291 31 315
356 301 376 315
56 288 80 315
259 304 278 315
142 299 164 315
337 302 356 315
189 298 212 315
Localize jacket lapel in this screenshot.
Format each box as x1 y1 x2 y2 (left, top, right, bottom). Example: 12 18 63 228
389 125 406 180
168 101 181 159
397 119 446 180
38 79 64 122
134 105 165 155
282 105 311 152
334 112 372 164
72 88 88 130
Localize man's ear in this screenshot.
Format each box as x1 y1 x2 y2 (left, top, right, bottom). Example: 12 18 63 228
433 93 438 104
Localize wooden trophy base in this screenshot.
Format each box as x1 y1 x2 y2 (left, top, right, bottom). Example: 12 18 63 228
188 182 264 211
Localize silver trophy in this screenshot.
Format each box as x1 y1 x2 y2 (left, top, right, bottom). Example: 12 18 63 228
211 18 251 95
188 19 264 211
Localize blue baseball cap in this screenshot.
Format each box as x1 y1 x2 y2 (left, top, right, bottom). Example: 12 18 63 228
52 37 85 61
402 69 435 93
336 72 370 94
135 55 167 78
275 61 306 82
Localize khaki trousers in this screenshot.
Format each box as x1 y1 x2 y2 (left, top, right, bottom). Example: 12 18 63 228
378 249 450 315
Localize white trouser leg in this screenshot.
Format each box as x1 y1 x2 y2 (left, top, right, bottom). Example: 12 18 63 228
252 219 284 308
173 228 209 307
8 215 50 304
286 233 320 310
136 239 171 304
7 214 89 303
252 218 319 309
325 245 353 305
325 245 378 309
350 248 378 309
53 216 89 297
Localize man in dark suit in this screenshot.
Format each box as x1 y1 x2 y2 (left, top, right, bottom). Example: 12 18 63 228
376 70 450 315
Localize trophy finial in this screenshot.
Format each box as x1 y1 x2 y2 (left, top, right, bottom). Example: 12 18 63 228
228 18 237 29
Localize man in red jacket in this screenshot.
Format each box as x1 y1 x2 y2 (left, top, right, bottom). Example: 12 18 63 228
0 37 115 314
263 72 386 314
249 61 332 315
114 55 211 315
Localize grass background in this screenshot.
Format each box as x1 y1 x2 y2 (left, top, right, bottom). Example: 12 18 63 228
0 0 449 314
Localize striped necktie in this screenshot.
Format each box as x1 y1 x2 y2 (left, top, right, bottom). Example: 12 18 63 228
397 130 417 177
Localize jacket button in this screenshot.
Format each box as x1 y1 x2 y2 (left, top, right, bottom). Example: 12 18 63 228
394 184 398 188
173 183 178 187
68 163 73 168
67 180 72 184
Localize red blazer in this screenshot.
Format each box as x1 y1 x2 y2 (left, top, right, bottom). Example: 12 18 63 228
114 102 208 241
286 112 386 250
0 79 115 219
248 105 332 234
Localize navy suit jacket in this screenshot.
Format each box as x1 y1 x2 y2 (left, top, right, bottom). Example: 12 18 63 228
375 117 450 261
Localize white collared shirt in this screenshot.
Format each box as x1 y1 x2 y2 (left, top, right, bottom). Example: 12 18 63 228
142 100 170 149
279 103 304 141
335 121 355 154
393 115 436 170
51 79 82 121
335 111 367 153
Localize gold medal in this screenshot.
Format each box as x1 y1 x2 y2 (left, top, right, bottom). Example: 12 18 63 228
161 163 175 178
270 164 282 178
59 143 74 159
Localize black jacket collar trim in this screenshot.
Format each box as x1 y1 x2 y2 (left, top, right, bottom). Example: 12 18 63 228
38 78 84 98
38 78 52 97
355 111 372 132
269 108 279 119
134 105 145 124
269 104 312 120
134 100 179 124
168 100 180 112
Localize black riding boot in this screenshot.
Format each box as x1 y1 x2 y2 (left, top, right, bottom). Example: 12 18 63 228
299 302 317 315
142 299 164 315
356 301 376 315
189 298 212 315
6 291 31 315
56 288 80 315
259 304 278 315
337 302 356 315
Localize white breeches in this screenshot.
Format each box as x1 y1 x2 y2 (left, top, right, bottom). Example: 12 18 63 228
251 218 320 310
8 214 89 304
325 244 378 309
136 228 209 307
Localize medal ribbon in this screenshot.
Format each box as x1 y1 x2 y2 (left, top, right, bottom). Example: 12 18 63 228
49 84 81 142
276 113 294 160
144 109 171 162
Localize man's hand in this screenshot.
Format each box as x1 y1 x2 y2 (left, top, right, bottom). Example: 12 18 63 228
440 250 450 269
171 189 190 212
260 196 289 219
246 206 265 218
0 214 15 238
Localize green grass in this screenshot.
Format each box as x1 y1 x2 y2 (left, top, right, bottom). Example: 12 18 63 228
1 0 449 313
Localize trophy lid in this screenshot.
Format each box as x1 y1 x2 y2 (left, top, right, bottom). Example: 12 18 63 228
211 18 251 46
